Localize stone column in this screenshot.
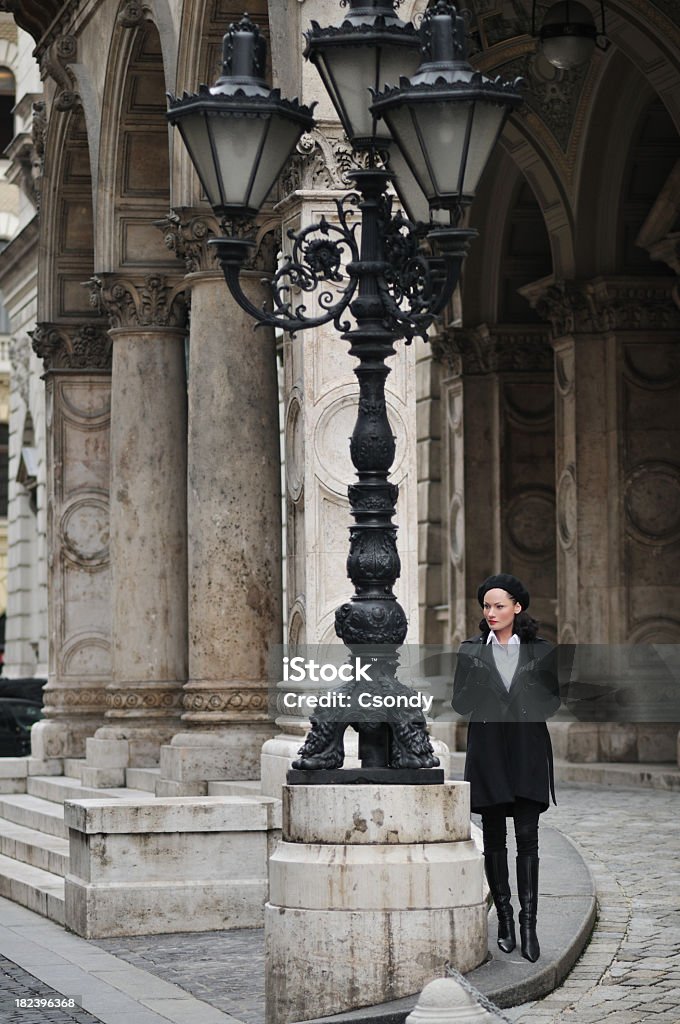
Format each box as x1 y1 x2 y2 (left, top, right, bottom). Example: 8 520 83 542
27 323 112 769
528 277 680 762
433 324 556 644
83 274 188 778
154 212 283 795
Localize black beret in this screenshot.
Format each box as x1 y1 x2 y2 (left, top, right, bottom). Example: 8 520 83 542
478 573 530 611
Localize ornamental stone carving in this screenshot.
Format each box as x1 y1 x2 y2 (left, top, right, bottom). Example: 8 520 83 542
107 688 184 713
157 211 220 274
557 465 577 550
117 1 146 28
529 279 680 337
31 323 112 371
9 333 31 407
624 462 680 546
432 324 552 375
279 128 360 197
182 688 270 715
40 34 80 112
89 274 187 330
42 688 109 710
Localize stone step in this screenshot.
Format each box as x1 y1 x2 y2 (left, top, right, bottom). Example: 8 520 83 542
447 751 680 792
125 767 160 793
0 793 68 839
208 780 263 797
0 816 69 876
0 851 65 924
63 758 85 780
27 774 158 806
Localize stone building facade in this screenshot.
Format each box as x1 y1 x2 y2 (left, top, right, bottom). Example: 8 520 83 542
0 0 676 776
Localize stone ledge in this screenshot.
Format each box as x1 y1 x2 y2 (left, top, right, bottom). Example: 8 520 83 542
63 795 276 834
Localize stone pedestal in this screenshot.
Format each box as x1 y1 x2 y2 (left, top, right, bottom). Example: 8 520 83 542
29 324 113 765
85 275 189 776
155 214 282 795
64 794 281 938
265 782 486 1023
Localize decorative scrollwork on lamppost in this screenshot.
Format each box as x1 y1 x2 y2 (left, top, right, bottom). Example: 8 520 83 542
168 1 523 776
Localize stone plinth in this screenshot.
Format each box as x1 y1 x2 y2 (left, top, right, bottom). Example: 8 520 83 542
64 795 280 938
265 782 486 1024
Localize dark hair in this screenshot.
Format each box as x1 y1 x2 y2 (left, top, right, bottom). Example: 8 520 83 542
479 609 539 642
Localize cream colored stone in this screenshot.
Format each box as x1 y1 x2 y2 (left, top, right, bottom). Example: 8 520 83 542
406 977 495 1023
63 795 272 835
70 828 267 884
282 780 469 845
85 737 129 768
79 767 126 789
154 779 207 797
0 758 28 778
265 903 487 1024
269 839 482 910
65 877 268 938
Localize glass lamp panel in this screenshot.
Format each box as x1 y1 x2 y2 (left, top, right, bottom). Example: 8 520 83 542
314 46 367 140
381 105 433 200
177 112 223 209
410 101 470 199
387 142 431 223
209 113 269 208
248 115 305 210
461 102 506 198
542 35 595 69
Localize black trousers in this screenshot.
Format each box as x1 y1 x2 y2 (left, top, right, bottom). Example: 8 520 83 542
481 797 542 856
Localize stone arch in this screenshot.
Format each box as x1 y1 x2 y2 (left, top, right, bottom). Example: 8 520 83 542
39 106 96 324
96 6 176 274
463 146 556 324
574 48 680 277
603 0 680 131
173 0 269 210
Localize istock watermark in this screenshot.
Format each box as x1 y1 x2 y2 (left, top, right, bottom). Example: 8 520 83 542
282 655 374 683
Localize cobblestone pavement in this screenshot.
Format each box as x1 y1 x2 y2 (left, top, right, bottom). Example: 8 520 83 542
95 928 265 1024
506 783 680 1024
0 955 102 1024
96 783 680 1024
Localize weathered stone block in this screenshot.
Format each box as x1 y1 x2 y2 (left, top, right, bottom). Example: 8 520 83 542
269 839 482 910
265 903 487 1024
282 780 469 845
64 794 279 937
79 767 126 789
85 737 130 768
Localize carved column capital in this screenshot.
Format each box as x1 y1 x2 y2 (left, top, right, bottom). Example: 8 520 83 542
278 127 363 198
88 274 187 330
522 277 680 337
156 210 220 274
30 322 113 372
432 323 552 376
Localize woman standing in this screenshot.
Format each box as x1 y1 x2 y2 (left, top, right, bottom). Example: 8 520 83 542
451 573 560 963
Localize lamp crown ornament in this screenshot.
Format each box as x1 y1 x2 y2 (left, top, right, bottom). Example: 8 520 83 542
219 14 267 90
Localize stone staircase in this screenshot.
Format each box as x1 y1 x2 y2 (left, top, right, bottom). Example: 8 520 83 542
0 759 158 926
0 758 274 933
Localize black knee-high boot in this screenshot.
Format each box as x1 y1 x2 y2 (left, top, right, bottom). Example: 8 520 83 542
484 851 516 953
516 853 540 962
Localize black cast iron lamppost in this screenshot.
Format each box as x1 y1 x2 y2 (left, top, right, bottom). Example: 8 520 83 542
168 1 522 775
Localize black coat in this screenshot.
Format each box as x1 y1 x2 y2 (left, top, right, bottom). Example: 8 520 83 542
451 635 561 814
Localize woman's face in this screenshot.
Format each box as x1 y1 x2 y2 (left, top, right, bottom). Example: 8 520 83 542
482 588 522 633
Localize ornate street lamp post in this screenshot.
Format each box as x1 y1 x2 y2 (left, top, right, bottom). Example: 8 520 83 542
168 1 522 776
